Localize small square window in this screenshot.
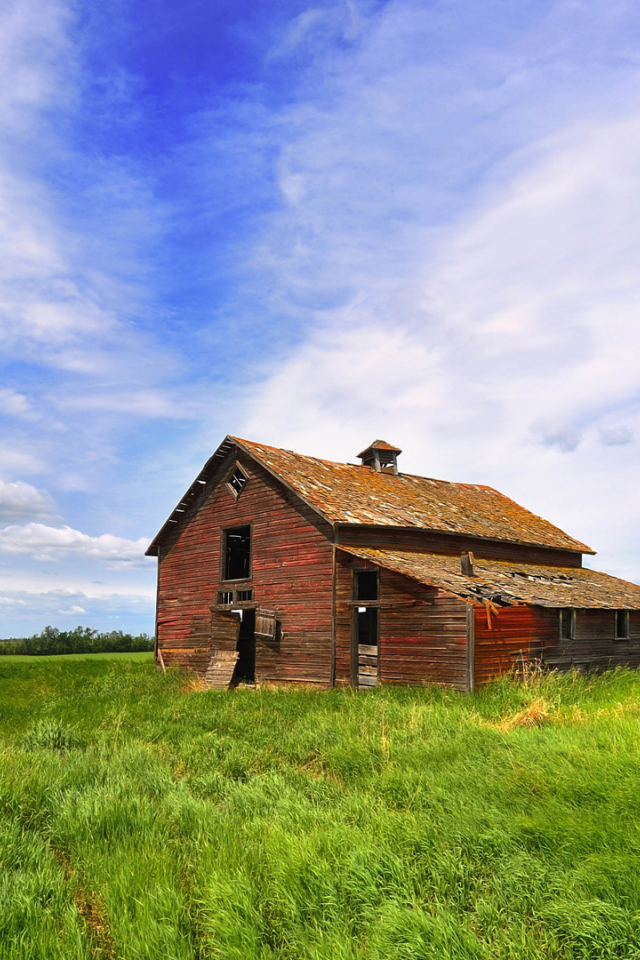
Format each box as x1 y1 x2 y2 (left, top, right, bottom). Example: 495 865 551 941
237 589 253 602
217 590 234 605
559 608 576 640
227 465 248 498
615 609 629 640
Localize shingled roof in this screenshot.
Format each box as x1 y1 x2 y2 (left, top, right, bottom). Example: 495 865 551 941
233 437 593 554
339 546 640 610
146 435 594 556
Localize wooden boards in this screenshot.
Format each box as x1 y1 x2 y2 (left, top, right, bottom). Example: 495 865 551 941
357 643 379 687
204 650 239 689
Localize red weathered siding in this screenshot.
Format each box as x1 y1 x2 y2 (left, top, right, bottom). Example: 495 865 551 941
474 606 640 683
335 551 468 689
473 605 557 684
156 451 334 684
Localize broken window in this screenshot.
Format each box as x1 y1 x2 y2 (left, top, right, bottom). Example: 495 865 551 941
227 464 248 499
615 609 630 640
559 608 576 640
217 588 253 605
223 526 251 580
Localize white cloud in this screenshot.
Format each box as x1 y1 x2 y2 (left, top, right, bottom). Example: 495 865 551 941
0 0 75 135
58 389 205 419
0 446 46 478
600 426 633 447
0 523 151 564
0 480 55 522
532 421 583 454
267 4 363 62
0 388 33 418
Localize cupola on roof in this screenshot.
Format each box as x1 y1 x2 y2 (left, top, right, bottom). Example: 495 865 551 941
357 440 402 475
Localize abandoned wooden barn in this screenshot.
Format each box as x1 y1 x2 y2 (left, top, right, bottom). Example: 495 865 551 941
146 436 640 690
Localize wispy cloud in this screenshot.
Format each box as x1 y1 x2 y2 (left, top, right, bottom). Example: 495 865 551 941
237 6 640 582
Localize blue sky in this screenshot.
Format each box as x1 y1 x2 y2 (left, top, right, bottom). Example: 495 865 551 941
2 0 640 636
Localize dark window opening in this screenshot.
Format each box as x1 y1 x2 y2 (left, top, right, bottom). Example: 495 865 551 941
217 590 234 605
559 608 576 640
355 570 378 601
224 526 251 580
228 465 248 498
236 589 254 602
233 609 256 684
615 609 630 640
357 606 378 647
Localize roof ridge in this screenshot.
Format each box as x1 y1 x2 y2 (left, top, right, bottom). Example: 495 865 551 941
231 435 484 487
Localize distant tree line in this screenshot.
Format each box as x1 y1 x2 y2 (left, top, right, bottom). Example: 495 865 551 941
0 625 154 656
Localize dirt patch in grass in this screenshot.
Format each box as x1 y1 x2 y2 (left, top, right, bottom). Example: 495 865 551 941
50 843 116 960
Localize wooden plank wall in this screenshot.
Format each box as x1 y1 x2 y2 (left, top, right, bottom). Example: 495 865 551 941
335 551 468 689
474 606 640 683
544 609 640 672
156 451 334 684
473 605 556 684
338 525 583 567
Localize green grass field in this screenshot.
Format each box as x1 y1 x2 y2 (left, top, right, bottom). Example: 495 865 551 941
1 658 640 960
0 651 153 663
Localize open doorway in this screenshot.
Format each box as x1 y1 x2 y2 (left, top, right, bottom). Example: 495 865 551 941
233 609 256 684
352 569 379 687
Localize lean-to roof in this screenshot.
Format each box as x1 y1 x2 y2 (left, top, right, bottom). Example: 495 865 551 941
339 546 640 609
234 437 592 554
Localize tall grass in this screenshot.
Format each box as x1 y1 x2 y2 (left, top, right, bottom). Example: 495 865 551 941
1 658 640 959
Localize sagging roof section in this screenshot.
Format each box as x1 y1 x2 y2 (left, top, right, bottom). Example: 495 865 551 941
234 437 592 554
339 545 640 610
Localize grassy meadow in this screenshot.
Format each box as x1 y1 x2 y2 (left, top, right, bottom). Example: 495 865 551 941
0 652 153 664
1 658 640 960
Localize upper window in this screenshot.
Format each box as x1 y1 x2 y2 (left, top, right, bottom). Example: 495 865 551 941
559 608 576 640
223 526 251 581
227 464 248 499
354 570 378 601
615 609 630 640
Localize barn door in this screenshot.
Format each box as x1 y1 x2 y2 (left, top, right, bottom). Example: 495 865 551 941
355 606 379 687
353 570 380 688
205 610 241 688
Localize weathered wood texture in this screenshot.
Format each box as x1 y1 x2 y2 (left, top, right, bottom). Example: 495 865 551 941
156 451 334 684
334 551 468 689
473 605 557 684
474 606 640 683
543 608 640 672
337 525 583 568
204 650 239 689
